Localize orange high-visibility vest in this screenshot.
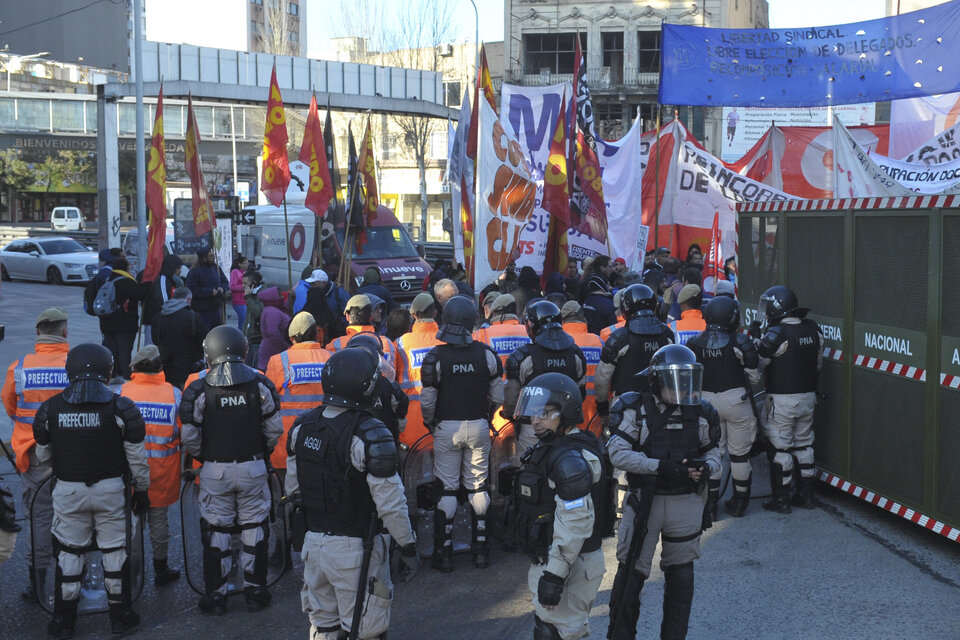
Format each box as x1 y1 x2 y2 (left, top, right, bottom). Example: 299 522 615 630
120 372 181 507
473 319 531 436
600 318 626 343
265 342 331 469
395 320 441 447
327 325 400 380
669 309 706 346
564 321 603 436
2 342 70 472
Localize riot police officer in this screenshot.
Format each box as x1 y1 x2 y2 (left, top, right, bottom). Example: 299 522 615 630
420 296 504 571
510 373 607 640
606 345 720 640
346 333 409 444
180 325 283 614
33 343 150 637
285 349 419 640
594 285 674 417
503 301 587 456
687 296 761 520
750 286 822 513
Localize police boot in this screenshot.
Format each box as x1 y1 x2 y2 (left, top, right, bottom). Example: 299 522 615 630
430 510 453 573
724 483 751 518
47 599 78 640
607 564 645 640
762 462 791 514
703 478 720 529
244 586 272 613
471 513 489 569
791 476 817 510
660 562 694 640
533 615 562 640
153 558 180 587
198 592 227 616
108 604 141 635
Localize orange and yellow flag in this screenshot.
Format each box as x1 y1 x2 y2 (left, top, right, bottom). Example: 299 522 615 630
142 87 167 283
467 44 496 161
185 94 215 237
542 96 571 285
261 66 291 207
299 95 333 217
356 119 379 227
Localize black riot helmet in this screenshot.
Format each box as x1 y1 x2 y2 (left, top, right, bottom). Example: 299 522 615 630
703 296 741 332
437 296 477 346
641 344 703 406
66 343 113 383
758 285 807 324
620 284 658 318
524 300 562 339
513 372 583 430
203 325 248 366
346 332 384 356
321 349 380 409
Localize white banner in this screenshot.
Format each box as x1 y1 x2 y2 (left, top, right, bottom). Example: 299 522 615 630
448 93 473 267
890 92 960 160
871 152 960 194
833 118 917 197
475 99 537 289
901 119 960 165
631 225 650 273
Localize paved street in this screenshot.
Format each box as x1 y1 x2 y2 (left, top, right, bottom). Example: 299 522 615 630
1 280 959 639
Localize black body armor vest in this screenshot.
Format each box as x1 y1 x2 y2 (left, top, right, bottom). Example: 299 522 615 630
626 392 702 495
434 342 491 422
612 331 671 396
200 378 264 462
688 331 747 393
527 343 580 381
46 395 127 484
766 320 819 395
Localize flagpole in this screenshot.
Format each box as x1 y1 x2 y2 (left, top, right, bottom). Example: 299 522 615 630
654 104 662 252
282 194 293 291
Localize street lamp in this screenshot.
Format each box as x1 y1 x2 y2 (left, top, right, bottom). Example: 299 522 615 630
466 0 479 78
4 51 49 91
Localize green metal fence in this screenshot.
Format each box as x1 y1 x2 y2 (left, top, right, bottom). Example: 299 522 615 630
738 196 960 538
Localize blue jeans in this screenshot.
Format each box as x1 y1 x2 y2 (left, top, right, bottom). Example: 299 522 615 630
233 303 247 330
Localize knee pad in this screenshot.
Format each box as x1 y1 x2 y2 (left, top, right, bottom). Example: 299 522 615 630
437 493 458 520
200 519 230 592
466 488 489 515
242 519 270 587
54 541 85 603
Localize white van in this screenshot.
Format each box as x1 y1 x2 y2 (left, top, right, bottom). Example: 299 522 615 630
50 207 84 231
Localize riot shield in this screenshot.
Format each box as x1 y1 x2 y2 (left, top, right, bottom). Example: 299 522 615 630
485 420 518 544
180 468 287 596
399 433 473 557
31 476 144 615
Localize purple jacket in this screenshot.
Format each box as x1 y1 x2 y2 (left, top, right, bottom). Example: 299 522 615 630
257 287 291 370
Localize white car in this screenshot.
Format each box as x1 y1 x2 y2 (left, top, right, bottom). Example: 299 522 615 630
122 222 175 275
0 237 99 284
50 206 85 231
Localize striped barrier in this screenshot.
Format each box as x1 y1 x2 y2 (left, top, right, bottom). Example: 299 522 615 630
822 347 843 361
853 354 926 381
940 373 960 390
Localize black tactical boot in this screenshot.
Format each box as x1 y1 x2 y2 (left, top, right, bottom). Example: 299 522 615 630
533 615 562 640
661 563 694 640
153 558 180 587
703 478 720 529
430 510 453 573
47 599 78 639
607 564 645 640
724 486 751 518
762 462 792 514
198 592 227 616
244 586 272 613
472 513 489 569
791 477 817 509
108 604 141 635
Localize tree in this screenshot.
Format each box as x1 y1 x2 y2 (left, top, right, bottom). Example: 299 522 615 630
34 151 96 194
0 149 33 194
253 0 300 56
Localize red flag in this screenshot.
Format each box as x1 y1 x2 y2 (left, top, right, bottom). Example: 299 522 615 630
185 94 215 237
261 66 291 207
300 95 333 217
467 45 496 160
460 174 475 287
569 34 608 243
142 88 167 283
705 211 722 284
356 119 379 227
542 96 571 288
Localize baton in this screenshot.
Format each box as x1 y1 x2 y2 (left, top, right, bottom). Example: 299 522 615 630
348 515 380 640
0 438 19 475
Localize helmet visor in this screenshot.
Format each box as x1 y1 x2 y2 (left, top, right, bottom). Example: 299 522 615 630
513 386 566 423
652 363 703 406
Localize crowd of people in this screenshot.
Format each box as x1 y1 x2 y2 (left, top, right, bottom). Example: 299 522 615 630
0 240 823 640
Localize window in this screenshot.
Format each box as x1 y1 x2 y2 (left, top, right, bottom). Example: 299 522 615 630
252 0 262 4
602 32 624 84
522 33 584 75
594 102 623 140
288 2 298 15
289 31 299 44
444 81 461 107
638 30 661 74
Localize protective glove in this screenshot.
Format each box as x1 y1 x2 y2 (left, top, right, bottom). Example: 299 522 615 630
181 467 199 482
595 401 610 417
537 571 565 607
131 490 151 516
657 459 690 484
748 320 762 340
397 542 420 583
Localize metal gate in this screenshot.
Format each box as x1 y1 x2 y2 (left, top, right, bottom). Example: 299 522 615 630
738 195 960 540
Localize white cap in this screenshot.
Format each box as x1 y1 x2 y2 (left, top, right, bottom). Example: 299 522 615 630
305 269 328 284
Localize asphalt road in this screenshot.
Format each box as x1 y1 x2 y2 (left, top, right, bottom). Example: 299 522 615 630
1 280 959 639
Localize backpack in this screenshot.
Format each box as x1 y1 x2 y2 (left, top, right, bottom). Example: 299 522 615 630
92 276 120 316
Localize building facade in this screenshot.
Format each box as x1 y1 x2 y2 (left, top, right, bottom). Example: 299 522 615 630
503 0 769 154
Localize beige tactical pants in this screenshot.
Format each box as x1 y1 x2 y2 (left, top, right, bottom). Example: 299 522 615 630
51 477 130 602
146 506 170 561
528 549 605 640
198 460 271 594
22 454 53 568
0 530 16 563
301 531 393 639
703 388 757 489
616 491 703 578
433 419 491 518
764 392 817 483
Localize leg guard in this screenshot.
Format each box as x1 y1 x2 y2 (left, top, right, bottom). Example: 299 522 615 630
534 615 562 640
607 564 645 640
661 562 694 640
241 519 270 589
200 518 230 596
431 509 453 573
791 476 817 510
703 478 720 529
471 511 489 569
724 477 751 518
762 458 792 514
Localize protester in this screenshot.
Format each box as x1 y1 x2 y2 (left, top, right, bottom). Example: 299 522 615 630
256 286 292 371
291 265 314 315
514 266 543 312
186 247 229 331
140 254 185 345
151 288 208 389
301 269 342 341
97 255 141 382
385 307 413 341
242 270 265 367
229 255 250 329
433 278 460 312
356 266 397 313
582 274 617 335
